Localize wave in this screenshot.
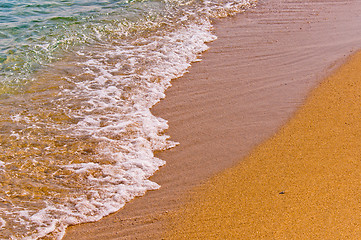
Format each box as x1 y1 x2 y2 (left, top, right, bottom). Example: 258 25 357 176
0 0 256 239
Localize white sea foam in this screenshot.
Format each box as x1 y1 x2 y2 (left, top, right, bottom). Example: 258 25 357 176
0 0 256 239
0 217 5 229
50 21 214 240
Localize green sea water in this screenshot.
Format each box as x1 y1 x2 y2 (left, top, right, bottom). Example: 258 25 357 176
0 0 256 239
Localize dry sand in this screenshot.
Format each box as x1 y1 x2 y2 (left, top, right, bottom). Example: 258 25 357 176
166 50 361 239
63 0 361 239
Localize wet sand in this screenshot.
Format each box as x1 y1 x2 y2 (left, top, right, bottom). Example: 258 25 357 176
165 50 361 239
63 0 361 239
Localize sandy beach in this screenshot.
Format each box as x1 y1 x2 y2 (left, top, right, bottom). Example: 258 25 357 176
63 0 361 239
165 49 361 239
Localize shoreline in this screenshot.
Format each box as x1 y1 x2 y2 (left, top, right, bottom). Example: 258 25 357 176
166 50 361 239
63 0 361 239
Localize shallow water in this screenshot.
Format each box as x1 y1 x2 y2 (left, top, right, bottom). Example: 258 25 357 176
0 0 256 239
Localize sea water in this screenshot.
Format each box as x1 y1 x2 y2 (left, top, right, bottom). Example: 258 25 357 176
0 0 256 239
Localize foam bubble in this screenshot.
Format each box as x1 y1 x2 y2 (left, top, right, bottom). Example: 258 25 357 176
0 0 257 239
0 217 5 229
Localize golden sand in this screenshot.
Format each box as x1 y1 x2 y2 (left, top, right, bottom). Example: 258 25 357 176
165 51 361 239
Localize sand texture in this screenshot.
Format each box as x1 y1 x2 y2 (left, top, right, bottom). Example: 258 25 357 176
63 0 361 239
166 51 361 239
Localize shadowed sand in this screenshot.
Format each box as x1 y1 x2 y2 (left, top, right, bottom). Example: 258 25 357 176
165 51 361 239
63 0 361 239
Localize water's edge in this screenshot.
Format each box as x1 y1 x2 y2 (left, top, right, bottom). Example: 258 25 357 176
0 0 257 239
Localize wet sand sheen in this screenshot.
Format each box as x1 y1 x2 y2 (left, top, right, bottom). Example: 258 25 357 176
166 51 361 239
63 0 361 239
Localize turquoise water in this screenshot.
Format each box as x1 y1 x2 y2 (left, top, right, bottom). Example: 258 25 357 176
0 0 255 239
0 0 174 92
